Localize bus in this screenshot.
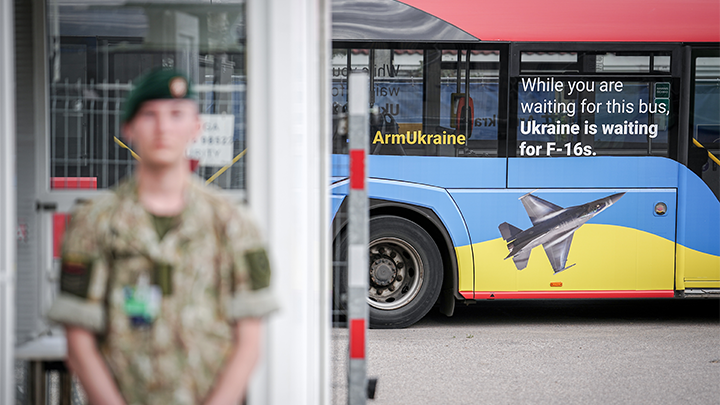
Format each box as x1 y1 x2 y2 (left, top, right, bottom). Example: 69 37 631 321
330 0 720 328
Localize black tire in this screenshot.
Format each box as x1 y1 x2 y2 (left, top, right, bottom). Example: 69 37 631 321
338 216 443 329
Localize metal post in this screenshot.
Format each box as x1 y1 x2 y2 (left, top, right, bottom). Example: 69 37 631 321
0 0 17 403
347 72 369 405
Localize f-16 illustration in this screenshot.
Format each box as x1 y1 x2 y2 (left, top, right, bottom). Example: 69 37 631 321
498 192 625 274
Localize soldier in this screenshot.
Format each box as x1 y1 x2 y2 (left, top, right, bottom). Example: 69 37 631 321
47 68 278 405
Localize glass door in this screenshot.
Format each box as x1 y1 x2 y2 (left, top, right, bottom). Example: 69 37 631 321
39 0 249 332
691 50 720 200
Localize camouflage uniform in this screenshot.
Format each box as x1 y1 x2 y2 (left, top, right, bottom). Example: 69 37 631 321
48 175 278 405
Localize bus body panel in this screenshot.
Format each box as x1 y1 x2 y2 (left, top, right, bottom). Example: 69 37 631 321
332 154 507 189
331 179 473 247
331 191 345 221
507 156 678 189
331 174 476 292
400 0 720 42
509 156 720 290
677 165 720 288
450 188 677 295
332 154 719 296
370 155 506 188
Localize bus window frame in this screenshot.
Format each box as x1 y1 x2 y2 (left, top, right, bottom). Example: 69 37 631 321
689 46 720 149
507 42 682 160
332 41 510 157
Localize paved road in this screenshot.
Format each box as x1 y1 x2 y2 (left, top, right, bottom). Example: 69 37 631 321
332 299 720 405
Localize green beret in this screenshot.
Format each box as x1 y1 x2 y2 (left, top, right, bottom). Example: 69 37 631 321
122 68 196 123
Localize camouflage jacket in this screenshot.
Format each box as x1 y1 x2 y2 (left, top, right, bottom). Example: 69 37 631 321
48 175 278 404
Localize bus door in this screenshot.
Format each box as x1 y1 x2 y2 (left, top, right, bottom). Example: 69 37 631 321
681 48 720 290
425 47 508 296
489 45 680 297
690 49 720 201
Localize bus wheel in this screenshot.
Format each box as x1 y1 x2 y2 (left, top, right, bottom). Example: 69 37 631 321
365 216 442 328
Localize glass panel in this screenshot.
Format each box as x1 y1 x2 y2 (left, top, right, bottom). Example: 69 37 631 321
654 56 671 73
521 52 668 74
440 50 500 157
331 48 349 154
692 56 720 199
48 1 247 190
595 54 650 73
516 78 670 157
521 52 578 74
371 48 425 156
332 46 500 157
694 57 720 149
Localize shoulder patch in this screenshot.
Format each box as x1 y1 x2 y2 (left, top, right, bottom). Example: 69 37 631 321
60 255 93 298
245 248 271 290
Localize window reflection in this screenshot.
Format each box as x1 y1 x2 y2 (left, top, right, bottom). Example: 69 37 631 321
516 79 670 157
49 1 247 189
332 46 500 157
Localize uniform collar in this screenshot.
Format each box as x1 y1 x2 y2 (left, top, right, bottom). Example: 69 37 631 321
110 174 211 262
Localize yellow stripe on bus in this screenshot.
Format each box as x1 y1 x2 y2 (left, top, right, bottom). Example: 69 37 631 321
453 224 709 293
677 243 720 289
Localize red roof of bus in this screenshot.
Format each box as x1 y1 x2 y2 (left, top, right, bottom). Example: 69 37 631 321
400 0 720 42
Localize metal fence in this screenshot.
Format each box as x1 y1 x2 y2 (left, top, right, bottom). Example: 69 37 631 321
49 78 247 190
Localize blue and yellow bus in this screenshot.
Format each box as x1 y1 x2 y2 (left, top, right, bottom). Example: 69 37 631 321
330 0 720 328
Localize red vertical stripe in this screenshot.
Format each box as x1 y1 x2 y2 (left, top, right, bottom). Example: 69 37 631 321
349 149 365 190
53 214 70 259
349 318 365 359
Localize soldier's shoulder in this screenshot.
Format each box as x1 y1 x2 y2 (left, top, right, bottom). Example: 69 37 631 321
68 180 131 226
70 192 117 219
189 177 240 214
188 177 259 228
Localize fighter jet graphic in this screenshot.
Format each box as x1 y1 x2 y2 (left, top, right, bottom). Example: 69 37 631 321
498 192 625 274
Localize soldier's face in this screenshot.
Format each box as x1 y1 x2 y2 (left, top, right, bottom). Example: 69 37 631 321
123 99 200 169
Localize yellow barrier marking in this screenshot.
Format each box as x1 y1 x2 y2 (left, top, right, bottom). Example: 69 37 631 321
205 149 247 185
113 136 246 185
113 136 141 161
693 138 720 166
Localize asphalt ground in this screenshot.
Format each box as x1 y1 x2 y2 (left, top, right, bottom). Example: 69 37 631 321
332 299 720 405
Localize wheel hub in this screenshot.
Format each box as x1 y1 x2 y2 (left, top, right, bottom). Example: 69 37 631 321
370 257 396 287
367 236 425 311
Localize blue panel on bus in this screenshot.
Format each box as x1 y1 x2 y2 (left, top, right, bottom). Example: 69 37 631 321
331 154 349 178
507 156 678 188
370 179 472 247
449 189 677 245
332 154 719 257
331 192 345 219
332 154 507 189
330 178 471 247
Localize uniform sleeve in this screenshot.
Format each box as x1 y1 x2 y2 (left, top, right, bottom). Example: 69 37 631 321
224 204 279 320
46 202 110 333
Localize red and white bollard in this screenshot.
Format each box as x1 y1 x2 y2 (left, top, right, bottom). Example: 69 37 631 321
347 72 370 404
